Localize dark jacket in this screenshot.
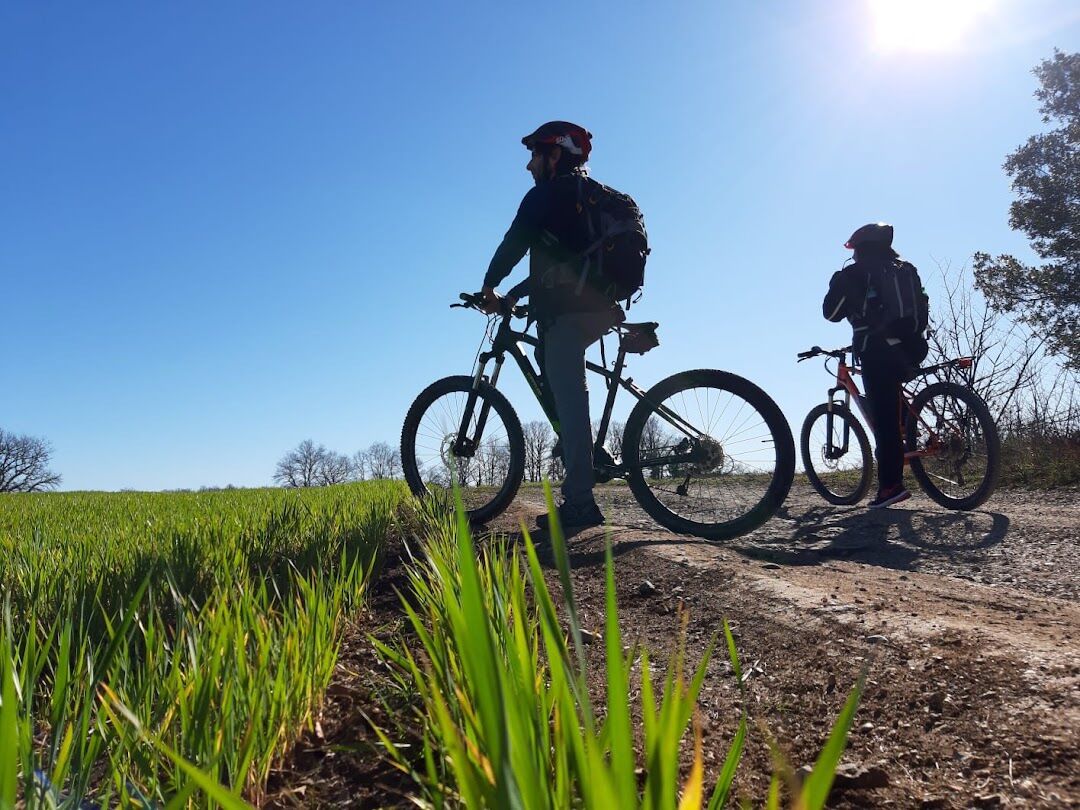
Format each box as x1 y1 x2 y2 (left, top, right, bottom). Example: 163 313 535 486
823 258 928 371
483 173 618 321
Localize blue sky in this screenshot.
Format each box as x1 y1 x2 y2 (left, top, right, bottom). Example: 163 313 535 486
3 2 1078 491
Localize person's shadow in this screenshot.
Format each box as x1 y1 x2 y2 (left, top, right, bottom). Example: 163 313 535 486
732 503 1011 574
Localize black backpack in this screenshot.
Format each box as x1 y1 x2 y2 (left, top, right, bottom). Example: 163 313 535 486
576 178 649 306
858 259 929 340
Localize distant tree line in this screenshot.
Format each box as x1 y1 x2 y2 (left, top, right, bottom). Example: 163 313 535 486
277 416 710 491
273 439 403 488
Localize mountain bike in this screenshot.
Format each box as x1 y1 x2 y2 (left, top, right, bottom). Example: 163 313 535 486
400 293 796 541
796 345 1001 510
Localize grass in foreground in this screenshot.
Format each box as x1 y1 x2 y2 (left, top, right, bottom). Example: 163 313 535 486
374 487 865 808
0 482 407 807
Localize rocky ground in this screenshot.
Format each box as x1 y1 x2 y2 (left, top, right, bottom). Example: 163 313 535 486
270 483 1079 808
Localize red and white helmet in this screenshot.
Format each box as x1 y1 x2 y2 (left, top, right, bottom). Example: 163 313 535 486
521 121 593 161
845 222 894 250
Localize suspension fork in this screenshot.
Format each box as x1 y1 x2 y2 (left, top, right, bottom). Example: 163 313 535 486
453 355 505 456
825 384 853 457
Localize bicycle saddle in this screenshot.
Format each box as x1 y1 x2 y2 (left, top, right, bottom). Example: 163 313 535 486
617 321 660 354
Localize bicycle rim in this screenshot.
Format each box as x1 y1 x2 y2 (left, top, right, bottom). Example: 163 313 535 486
907 382 1000 510
624 370 794 540
801 403 873 505
402 377 523 522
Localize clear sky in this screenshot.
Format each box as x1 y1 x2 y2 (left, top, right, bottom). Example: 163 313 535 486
4 2 1078 491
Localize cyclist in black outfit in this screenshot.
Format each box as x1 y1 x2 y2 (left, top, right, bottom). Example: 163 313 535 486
481 122 625 530
823 223 929 509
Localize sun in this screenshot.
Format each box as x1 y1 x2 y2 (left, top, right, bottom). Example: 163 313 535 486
868 0 993 52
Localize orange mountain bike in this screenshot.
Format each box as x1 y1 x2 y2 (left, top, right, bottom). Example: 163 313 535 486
796 345 1000 510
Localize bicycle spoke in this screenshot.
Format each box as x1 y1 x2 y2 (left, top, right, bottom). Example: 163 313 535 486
404 382 521 517
907 383 998 508
633 382 787 528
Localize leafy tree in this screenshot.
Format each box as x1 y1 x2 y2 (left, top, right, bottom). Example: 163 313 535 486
0 428 62 492
974 50 1080 368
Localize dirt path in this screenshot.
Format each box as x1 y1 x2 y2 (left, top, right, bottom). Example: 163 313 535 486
495 484 1079 808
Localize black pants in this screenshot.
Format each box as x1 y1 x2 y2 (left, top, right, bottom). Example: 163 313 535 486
860 342 913 491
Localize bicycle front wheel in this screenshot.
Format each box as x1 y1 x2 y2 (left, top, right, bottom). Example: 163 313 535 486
401 375 525 524
623 370 795 541
800 403 873 505
905 381 1000 510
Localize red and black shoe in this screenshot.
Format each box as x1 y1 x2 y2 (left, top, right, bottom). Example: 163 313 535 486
868 484 911 509
535 500 606 532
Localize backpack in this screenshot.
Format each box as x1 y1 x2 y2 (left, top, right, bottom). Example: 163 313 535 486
575 178 649 306
858 259 929 341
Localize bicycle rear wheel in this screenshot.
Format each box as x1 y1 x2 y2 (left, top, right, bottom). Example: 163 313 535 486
800 403 873 505
401 375 525 524
905 381 1000 510
623 370 795 540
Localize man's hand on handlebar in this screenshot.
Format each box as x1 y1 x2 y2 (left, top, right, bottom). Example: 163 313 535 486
481 286 518 316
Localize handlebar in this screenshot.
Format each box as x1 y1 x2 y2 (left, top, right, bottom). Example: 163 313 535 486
453 291 530 320
797 345 851 362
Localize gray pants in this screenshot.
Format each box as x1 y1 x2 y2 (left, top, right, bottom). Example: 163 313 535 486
541 308 625 505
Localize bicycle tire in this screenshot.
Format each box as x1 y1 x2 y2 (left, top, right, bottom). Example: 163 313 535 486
623 369 795 541
800 403 873 505
905 381 1000 510
401 375 525 524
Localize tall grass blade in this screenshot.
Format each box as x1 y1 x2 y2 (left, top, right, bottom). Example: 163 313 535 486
0 622 19 810
603 538 636 807
799 667 867 810
706 713 746 810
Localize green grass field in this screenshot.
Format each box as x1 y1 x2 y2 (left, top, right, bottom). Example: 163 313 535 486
0 482 407 807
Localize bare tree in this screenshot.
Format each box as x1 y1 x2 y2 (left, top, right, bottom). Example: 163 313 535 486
273 439 328 487
926 261 1069 428
317 451 355 486
0 429 61 492
350 450 368 481
639 417 671 479
546 448 565 482
523 421 553 482
475 439 512 486
365 441 401 479
607 420 626 461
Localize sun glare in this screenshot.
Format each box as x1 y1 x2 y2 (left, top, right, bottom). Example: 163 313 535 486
869 0 994 51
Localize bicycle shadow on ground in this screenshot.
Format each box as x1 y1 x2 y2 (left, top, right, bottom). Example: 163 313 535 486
497 517 715 572
732 503 1011 573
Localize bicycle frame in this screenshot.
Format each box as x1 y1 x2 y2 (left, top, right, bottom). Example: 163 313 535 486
456 307 707 478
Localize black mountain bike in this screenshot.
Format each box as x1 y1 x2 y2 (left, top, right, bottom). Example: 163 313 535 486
401 293 795 541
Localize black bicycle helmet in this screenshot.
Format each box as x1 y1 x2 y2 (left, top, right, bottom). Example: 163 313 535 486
521 121 593 161
844 222 894 250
